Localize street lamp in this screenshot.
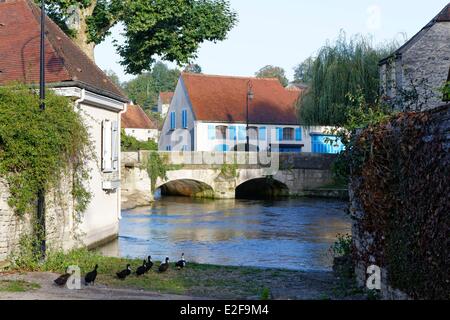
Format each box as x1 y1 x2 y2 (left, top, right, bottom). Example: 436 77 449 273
246 80 254 152
37 0 46 259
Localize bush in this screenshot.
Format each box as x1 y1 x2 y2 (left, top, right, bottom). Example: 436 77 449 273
121 130 158 151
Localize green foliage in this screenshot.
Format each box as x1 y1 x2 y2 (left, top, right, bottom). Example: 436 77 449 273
255 65 289 87
0 280 40 293
118 0 238 74
0 85 92 216
123 62 180 110
296 32 401 126
184 63 203 74
145 152 168 192
220 162 238 178
121 130 158 151
103 69 122 89
331 234 352 258
260 287 271 300
442 81 450 102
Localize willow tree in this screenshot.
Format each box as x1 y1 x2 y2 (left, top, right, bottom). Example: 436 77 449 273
38 0 237 74
296 32 400 126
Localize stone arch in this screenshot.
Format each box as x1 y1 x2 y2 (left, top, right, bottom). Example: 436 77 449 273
157 179 215 198
235 177 290 199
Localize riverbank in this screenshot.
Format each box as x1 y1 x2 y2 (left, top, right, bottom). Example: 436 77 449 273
0 249 366 300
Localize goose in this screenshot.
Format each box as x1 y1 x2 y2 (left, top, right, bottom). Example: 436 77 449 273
145 256 153 272
85 265 98 286
136 260 147 276
175 253 186 269
158 257 170 273
116 264 132 280
54 268 74 287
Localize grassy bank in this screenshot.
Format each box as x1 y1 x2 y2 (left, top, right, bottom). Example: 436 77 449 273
7 248 343 300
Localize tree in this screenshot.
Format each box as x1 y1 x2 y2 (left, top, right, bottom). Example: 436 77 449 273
255 65 289 87
123 62 180 109
297 32 401 126
293 57 314 84
103 69 122 88
37 0 237 74
184 63 202 74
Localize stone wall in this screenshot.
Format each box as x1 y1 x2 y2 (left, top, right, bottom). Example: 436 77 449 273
0 177 77 262
350 104 449 300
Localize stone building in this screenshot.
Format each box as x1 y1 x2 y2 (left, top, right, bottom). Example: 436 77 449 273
0 0 128 261
379 3 450 111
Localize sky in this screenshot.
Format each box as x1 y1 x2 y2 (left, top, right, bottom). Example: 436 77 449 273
95 0 449 83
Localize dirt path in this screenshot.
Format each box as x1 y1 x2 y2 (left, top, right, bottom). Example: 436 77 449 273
0 272 207 300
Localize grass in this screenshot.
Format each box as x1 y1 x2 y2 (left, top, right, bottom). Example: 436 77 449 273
9 248 339 300
0 280 40 293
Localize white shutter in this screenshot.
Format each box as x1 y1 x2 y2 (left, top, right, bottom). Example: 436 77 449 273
102 120 113 172
111 121 119 171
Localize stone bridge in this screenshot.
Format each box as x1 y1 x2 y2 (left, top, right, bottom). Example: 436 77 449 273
121 151 340 209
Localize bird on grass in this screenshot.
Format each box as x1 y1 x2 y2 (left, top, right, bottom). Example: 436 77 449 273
145 256 153 273
85 265 98 286
116 264 132 280
158 257 170 273
54 268 75 287
175 253 186 270
136 260 147 276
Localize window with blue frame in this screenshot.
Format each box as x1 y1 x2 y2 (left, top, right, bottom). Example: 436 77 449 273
259 127 267 141
229 126 237 141
215 144 229 152
170 112 176 130
311 134 345 154
238 126 246 141
166 145 172 151
181 109 188 128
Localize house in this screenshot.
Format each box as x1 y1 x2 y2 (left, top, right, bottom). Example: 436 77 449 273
0 0 128 257
379 3 450 111
159 73 344 153
122 104 159 142
157 91 174 118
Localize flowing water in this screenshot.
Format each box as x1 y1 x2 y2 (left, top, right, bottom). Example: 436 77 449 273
100 197 351 271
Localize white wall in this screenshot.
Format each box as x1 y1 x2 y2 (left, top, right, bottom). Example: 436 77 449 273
157 96 171 118
124 128 159 142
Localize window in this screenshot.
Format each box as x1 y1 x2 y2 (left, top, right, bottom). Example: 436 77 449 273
170 112 176 130
283 128 294 141
182 109 188 128
229 126 237 141
166 145 172 151
215 144 229 152
238 126 246 141
259 127 267 141
182 145 189 151
295 128 302 141
276 127 283 141
102 120 119 172
215 125 227 140
208 125 216 140
248 126 258 141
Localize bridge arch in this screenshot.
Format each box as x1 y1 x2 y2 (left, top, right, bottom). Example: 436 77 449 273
156 179 215 198
235 177 290 199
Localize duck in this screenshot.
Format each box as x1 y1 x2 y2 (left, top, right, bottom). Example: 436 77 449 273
145 256 153 273
158 257 170 273
175 253 186 270
54 268 74 287
136 260 147 276
85 264 98 286
116 264 132 280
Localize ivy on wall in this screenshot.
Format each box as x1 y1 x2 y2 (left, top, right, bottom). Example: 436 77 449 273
0 85 92 216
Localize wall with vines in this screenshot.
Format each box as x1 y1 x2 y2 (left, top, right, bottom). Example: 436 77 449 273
349 104 449 300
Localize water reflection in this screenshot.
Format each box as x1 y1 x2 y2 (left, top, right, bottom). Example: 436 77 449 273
100 197 351 271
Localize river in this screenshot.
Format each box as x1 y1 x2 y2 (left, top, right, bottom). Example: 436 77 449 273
100 197 351 271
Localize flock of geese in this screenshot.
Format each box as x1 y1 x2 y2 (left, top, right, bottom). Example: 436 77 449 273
54 253 187 287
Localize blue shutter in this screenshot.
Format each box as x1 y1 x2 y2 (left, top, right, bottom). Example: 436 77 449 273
229 126 237 141
259 127 266 141
170 112 176 130
276 128 283 141
182 110 188 128
295 128 302 141
215 144 229 152
166 145 172 151
208 125 216 140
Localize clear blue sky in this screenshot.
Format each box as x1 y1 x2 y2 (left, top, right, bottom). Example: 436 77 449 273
95 0 449 83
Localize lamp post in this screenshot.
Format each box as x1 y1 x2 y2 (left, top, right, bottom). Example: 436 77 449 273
246 80 254 152
37 0 46 259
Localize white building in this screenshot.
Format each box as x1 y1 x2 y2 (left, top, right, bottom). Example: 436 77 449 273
157 92 174 118
122 104 159 142
159 73 344 154
0 0 129 253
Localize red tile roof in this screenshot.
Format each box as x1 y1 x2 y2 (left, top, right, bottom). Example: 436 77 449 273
182 73 300 125
122 104 157 129
0 0 127 102
159 92 174 104
436 3 450 22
